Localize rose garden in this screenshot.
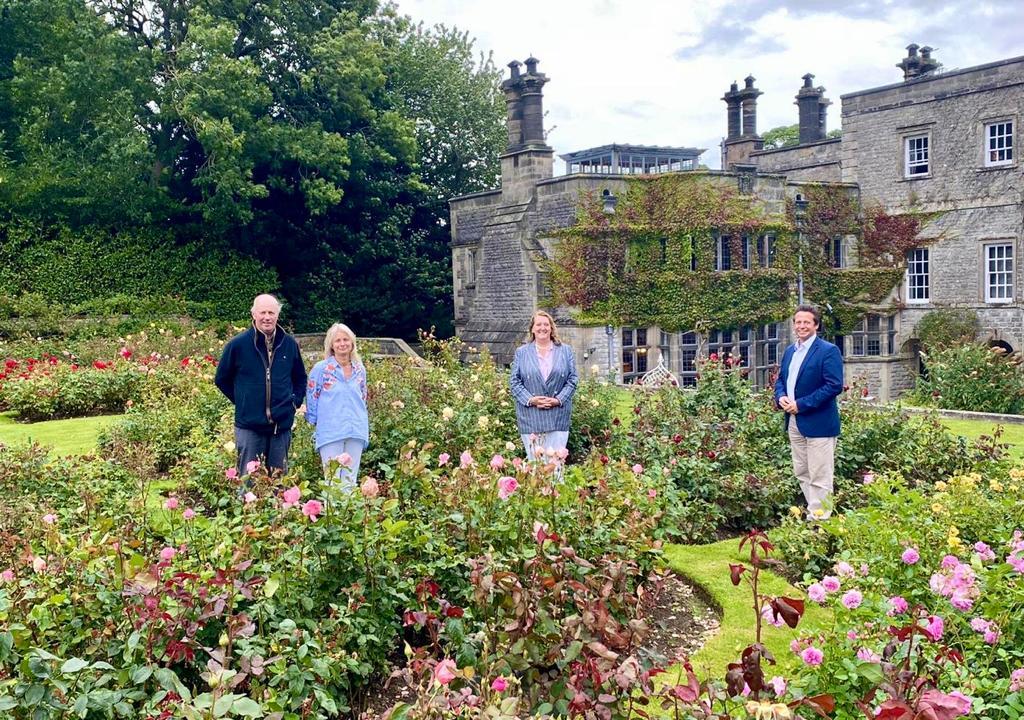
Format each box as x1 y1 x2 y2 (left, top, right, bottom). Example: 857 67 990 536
0 308 1022 720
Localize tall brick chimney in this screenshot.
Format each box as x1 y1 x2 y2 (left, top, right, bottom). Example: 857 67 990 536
501 57 550 152
502 61 523 151
723 81 742 140
739 76 763 136
721 76 764 169
898 43 941 81
796 73 830 143
499 57 553 202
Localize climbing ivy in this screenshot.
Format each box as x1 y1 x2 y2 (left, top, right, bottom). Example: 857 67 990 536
547 174 928 334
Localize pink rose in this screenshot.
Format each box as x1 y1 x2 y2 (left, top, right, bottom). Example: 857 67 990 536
835 561 854 577
182 508 196 521
841 590 863 609
801 646 824 666
889 596 908 614
0 569 14 583
1010 668 1024 693
648 488 657 499
856 647 880 663
973 542 995 561
434 659 457 685
460 450 474 469
490 454 505 470
490 676 508 692
768 676 787 697
807 583 827 603
164 496 179 510
631 463 644 475
438 452 450 467
225 467 239 480
360 477 380 498
42 513 57 525
923 614 944 641
338 452 353 467
32 556 47 574
282 486 301 509
243 492 257 504
497 476 518 500
302 499 323 522
862 472 875 484
160 547 176 561
901 547 920 564
821 576 841 593
245 460 261 474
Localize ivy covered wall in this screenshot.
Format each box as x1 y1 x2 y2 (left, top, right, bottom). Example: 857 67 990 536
547 174 924 334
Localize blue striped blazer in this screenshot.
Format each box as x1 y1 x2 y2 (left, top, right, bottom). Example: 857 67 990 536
509 342 579 434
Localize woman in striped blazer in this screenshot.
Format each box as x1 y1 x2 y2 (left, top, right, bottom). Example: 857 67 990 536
509 310 579 460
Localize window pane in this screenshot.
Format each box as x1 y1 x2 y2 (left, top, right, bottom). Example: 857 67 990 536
906 135 929 176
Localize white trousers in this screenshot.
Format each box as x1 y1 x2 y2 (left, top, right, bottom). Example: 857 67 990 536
318 438 364 493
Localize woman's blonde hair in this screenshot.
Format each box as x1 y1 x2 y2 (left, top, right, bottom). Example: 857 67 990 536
323 323 361 364
528 310 561 344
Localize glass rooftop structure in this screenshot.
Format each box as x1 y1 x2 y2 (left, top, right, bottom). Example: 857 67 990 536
559 143 705 175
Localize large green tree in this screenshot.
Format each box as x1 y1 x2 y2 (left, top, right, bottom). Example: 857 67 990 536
0 0 504 335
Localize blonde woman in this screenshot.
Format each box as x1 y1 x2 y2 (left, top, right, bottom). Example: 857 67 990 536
305 324 369 490
509 310 579 460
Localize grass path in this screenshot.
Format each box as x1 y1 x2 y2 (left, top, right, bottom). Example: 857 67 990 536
0 413 121 455
664 539 830 677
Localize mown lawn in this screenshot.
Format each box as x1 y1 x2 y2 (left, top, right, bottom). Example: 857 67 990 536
937 416 1024 460
0 412 121 455
664 538 830 676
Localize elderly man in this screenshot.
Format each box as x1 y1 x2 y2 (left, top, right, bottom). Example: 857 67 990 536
774 305 844 520
215 294 308 474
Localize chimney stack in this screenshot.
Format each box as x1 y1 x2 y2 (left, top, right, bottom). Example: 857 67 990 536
519 56 549 148
795 73 831 143
739 76 763 137
898 43 941 81
502 61 523 151
722 81 742 140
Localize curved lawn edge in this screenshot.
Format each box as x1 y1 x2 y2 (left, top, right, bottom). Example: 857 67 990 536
662 539 831 678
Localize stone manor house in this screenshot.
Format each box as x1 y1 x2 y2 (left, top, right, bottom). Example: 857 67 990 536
448 48 1024 400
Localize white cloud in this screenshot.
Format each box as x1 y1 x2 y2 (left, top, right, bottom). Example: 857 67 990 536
394 0 1024 171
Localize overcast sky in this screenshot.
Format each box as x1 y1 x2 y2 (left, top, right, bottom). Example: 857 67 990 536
392 0 1024 171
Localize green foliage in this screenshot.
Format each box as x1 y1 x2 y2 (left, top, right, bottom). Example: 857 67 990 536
549 176 909 333
911 343 1024 414
915 308 979 351
762 124 799 150
775 471 1024 720
0 222 276 322
0 0 506 337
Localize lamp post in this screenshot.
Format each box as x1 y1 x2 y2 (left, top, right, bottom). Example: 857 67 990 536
794 195 808 305
602 189 618 379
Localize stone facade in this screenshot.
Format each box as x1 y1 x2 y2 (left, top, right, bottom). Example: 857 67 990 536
450 49 1024 401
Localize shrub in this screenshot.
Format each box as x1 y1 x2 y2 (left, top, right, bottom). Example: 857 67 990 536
0 221 278 320
912 343 1024 414
915 308 979 351
779 472 1024 720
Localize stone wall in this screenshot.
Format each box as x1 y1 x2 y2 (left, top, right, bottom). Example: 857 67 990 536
752 138 842 182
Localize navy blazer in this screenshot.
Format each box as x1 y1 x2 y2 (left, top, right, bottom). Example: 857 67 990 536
773 336 844 438
509 342 579 434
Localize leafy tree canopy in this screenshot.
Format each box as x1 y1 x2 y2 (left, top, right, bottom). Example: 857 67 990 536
0 0 506 336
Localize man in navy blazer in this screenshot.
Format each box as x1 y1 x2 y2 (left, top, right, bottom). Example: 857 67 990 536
774 305 844 519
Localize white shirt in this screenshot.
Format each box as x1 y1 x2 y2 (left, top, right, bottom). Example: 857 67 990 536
786 334 817 402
